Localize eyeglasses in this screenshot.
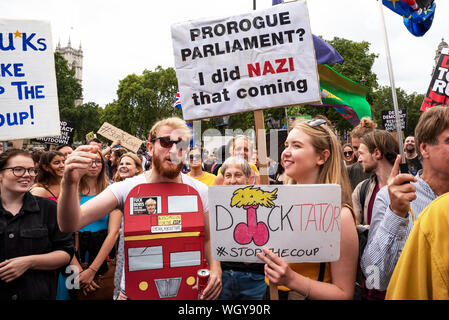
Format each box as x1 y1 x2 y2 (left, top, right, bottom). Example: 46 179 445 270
151 136 189 150
189 154 201 161
344 151 354 156
90 159 103 167
1 166 39 177
307 118 327 127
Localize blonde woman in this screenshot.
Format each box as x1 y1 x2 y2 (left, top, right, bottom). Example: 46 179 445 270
257 118 358 300
113 152 143 183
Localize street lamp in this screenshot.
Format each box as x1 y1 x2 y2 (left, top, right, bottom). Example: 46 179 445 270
360 75 367 86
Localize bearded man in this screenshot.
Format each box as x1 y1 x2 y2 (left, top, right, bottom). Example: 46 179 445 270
57 117 222 300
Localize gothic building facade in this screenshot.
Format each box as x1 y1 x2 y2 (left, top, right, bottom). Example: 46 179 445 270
432 38 448 76
55 38 83 106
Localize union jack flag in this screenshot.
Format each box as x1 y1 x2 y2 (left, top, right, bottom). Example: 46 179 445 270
173 90 182 110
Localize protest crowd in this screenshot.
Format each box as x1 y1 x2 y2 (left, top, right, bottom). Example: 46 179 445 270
1 0 448 303
1 104 448 301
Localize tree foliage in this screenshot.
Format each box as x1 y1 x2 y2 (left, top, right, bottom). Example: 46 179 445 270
371 86 425 137
72 102 104 142
101 66 180 140
54 52 82 121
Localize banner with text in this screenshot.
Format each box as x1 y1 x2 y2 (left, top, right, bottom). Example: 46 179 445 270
421 48 449 111
34 120 75 145
97 122 143 153
381 109 406 132
171 0 321 121
209 184 341 263
0 19 60 140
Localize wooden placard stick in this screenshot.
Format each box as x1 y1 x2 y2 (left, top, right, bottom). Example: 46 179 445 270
253 109 278 300
254 110 269 185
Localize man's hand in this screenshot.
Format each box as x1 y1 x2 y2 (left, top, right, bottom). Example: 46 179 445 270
63 145 99 184
387 155 418 218
199 268 222 300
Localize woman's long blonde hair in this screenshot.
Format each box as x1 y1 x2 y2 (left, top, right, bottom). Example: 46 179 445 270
285 119 352 206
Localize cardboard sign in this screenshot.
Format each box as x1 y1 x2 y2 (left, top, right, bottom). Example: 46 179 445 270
123 183 207 300
209 184 341 263
171 0 321 121
97 122 143 153
34 120 75 145
421 48 449 111
0 19 60 140
381 109 406 132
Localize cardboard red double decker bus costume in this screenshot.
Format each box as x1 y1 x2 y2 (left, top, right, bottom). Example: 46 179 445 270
123 183 208 300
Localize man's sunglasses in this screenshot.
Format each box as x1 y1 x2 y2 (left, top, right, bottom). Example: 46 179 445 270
344 151 354 156
151 136 189 150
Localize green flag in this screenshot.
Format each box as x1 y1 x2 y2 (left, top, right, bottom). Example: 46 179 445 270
316 64 372 126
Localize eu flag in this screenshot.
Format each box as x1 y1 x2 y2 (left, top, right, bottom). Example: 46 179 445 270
382 0 436 37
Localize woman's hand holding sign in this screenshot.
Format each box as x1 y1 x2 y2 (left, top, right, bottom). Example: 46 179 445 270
257 248 294 287
257 248 312 299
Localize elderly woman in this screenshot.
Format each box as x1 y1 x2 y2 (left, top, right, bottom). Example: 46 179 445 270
218 156 267 300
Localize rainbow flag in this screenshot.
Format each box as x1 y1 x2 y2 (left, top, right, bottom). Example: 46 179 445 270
315 65 372 127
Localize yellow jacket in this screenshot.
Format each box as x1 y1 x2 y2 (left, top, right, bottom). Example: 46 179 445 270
386 192 449 300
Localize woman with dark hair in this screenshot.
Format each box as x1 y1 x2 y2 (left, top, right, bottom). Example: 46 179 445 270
57 151 121 300
30 151 65 201
0 149 73 300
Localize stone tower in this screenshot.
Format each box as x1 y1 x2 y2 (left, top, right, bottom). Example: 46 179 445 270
55 38 83 106
432 38 448 76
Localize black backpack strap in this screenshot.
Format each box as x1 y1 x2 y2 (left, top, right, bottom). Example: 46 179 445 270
359 178 371 225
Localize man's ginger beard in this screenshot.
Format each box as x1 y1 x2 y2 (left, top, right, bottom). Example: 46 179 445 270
152 152 184 179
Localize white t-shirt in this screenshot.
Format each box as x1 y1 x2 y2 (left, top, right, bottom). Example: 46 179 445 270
107 172 209 213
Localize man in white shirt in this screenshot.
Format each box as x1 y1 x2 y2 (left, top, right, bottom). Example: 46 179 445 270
58 117 222 300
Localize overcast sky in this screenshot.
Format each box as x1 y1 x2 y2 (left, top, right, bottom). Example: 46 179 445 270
2 0 447 107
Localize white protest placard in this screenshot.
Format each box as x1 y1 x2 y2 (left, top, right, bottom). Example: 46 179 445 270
0 19 60 140
209 184 341 263
171 0 320 121
97 122 143 153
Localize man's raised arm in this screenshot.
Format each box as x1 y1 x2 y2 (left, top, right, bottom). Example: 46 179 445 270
57 145 118 232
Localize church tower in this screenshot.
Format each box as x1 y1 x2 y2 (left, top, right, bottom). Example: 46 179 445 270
431 38 448 76
56 38 83 106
